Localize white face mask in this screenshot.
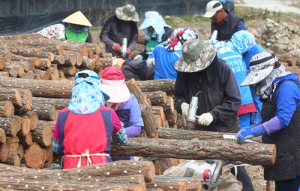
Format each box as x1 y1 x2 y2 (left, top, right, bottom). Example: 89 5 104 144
105 102 122 111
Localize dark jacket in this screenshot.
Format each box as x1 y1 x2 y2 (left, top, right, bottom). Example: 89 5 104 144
262 79 300 181
140 27 174 60
121 59 154 81
100 15 138 58
211 11 243 41
174 57 241 133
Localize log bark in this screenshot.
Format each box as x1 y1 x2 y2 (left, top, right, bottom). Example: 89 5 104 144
154 158 174 175
152 106 166 127
3 64 24 78
5 144 24 166
177 115 186 129
30 103 56 121
43 146 53 168
32 97 70 110
0 77 73 98
0 140 10 162
0 33 44 41
15 89 32 113
47 67 59 80
65 51 83 67
19 117 31 136
81 56 90 68
148 180 187 191
24 142 46 169
166 110 177 125
0 160 155 182
34 69 50 80
163 96 175 114
58 70 66 79
137 79 176 95
0 116 22 137
11 54 37 71
144 91 167 106
53 55 65 65
21 71 35 79
153 114 163 127
34 58 51 70
126 79 158 138
18 132 32 149
0 101 14 118
137 30 146 45
100 57 113 68
64 53 77 66
277 53 296 66
28 112 39 131
7 136 19 152
10 60 33 72
0 50 12 63
0 128 6 144
147 178 202 191
11 47 54 61
58 66 76 76
31 120 54 147
110 138 276 165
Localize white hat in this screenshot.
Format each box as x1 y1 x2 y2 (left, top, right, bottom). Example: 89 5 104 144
203 1 223 18
62 11 92 27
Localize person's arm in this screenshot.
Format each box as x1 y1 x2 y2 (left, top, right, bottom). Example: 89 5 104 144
125 95 144 138
100 17 116 49
210 62 241 125
111 109 128 145
174 71 188 114
127 23 138 51
235 20 246 32
86 32 93 43
51 120 62 155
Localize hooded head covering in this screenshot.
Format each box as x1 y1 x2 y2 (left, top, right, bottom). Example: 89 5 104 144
231 31 256 54
115 4 139 22
37 24 65 39
139 11 171 42
209 40 234 56
175 39 217 72
241 52 291 99
163 28 199 52
68 70 109 115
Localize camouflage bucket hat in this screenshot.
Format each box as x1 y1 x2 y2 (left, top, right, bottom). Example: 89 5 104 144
115 4 140 22
175 39 217 72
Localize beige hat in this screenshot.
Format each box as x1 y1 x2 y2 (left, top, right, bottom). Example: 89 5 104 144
115 4 139 22
62 11 92 27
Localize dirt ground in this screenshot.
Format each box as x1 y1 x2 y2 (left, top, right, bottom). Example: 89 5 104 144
246 165 276 191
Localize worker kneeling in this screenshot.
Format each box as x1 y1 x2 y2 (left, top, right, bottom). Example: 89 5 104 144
51 70 127 169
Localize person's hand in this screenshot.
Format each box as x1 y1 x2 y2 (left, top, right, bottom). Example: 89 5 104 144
196 112 213 126
181 103 189 117
112 43 121 52
236 129 254 144
236 123 258 137
146 58 155 67
126 48 131 56
134 55 143 60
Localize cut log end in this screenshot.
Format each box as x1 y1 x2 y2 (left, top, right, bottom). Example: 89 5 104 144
43 124 53 146
0 101 14 118
25 142 46 169
0 129 6 144
29 112 39 131
0 140 10 162
14 89 23 107
21 117 31 136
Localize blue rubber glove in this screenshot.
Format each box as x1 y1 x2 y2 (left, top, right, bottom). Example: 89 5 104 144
237 125 266 144
236 120 262 137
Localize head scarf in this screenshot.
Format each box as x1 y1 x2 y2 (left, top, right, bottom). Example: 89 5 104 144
139 11 171 42
37 24 65 39
209 40 234 56
163 28 199 52
64 23 90 33
68 70 109 115
231 31 256 54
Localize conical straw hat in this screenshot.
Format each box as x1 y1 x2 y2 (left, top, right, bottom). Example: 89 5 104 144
62 11 92 27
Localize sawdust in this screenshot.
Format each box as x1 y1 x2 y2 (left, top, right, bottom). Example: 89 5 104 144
245 165 275 191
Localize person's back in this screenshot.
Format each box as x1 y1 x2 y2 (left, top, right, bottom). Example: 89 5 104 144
243 44 266 71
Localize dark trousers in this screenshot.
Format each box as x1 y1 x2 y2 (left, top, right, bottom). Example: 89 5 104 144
275 176 300 191
231 166 255 191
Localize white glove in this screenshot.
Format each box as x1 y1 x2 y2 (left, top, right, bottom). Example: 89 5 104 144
146 58 155 68
181 103 189 117
196 112 213 126
134 55 143 60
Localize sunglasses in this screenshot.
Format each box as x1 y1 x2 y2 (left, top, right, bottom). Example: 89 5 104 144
211 10 220 20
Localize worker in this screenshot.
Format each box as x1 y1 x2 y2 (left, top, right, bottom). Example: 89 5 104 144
134 11 173 60
37 24 65 40
230 30 267 125
147 28 199 80
203 0 246 41
236 52 300 191
174 39 254 191
51 70 127 169
100 66 144 161
62 11 93 43
210 40 256 129
100 4 139 59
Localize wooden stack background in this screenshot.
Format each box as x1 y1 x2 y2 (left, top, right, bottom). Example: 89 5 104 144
0 33 281 191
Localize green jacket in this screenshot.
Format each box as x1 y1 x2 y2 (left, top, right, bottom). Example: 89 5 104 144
65 27 88 42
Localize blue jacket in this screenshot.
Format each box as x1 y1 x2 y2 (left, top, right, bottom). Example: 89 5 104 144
273 73 300 128
243 44 266 72
218 51 253 106
149 44 181 80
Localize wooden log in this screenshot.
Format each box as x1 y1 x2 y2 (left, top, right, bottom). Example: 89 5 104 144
34 69 50 80
0 116 22 137
144 91 167 106
18 132 32 149
153 114 163 127
169 124 177 129
59 70 66 79
0 139 10 162
3 64 23 78
48 67 59 80
0 33 45 40
43 146 53 168
80 56 90 68
63 53 77 66
35 58 51 70
7 136 19 152
137 30 146 45
10 60 33 72
166 110 178 125
24 142 46 169
11 48 54 61
27 112 39 130
148 180 187 191
31 120 54 147
11 54 37 71
155 158 174 175
0 77 74 98
21 71 35 79
32 97 70 110
0 101 14 118
39 45 65 56
19 89 32 112
0 88 22 106
177 115 186 129
100 57 113 68
152 106 166 127
0 57 5 70
0 128 6 144
111 138 276 165
58 66 76 76
30 103 56 121
0 50 12 63
137 79 176 95
277 53 296 66
65 51 83 67
5 144 24 166
53 55 65 65
163 96 175 114
88 47 94 59
147 178 202 191
0 71 9 77
18 117 31 136
126 79 158 138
